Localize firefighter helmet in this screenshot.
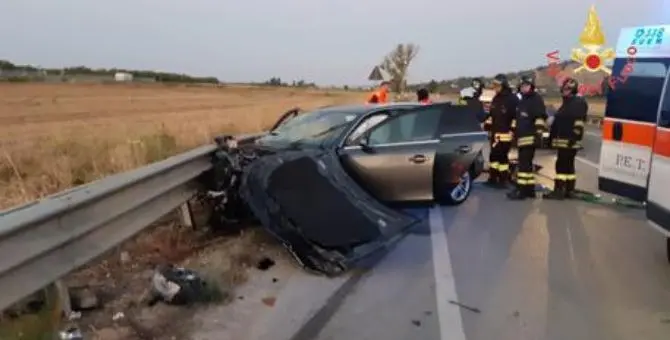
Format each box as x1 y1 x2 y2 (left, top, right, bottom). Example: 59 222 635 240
561 77 579 95
492 74 509 88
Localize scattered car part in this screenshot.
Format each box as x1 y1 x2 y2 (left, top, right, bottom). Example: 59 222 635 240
149 265 211 305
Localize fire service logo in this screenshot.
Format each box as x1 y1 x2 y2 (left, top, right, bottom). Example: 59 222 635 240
570 5 615 74
545 5 636 95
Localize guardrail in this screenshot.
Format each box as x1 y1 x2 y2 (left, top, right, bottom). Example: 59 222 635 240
0 133 262 313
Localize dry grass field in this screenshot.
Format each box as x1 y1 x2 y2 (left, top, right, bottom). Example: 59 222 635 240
0 83 365 209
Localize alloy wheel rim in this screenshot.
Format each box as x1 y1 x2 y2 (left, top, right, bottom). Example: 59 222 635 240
450 171 471 201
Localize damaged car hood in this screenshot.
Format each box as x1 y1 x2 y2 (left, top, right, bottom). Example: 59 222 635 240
239 148 419 276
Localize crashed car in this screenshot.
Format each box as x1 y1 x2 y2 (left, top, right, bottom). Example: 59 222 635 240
202 102 487 275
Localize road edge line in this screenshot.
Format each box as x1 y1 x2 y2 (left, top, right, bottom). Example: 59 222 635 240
429 207 467 340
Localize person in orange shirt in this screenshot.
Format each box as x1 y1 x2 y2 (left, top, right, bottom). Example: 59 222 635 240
367 81 390 104
416 88 431 104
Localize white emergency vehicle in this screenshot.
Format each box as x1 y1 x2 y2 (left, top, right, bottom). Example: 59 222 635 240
597 24 670 260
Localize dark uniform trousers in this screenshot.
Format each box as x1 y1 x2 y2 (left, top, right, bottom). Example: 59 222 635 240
555 148 577 192
515 145 536 193
489 133 512 182
550 133 581 193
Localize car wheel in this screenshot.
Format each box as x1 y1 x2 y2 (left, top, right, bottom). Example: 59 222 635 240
440 170 473 206
666 237 670 264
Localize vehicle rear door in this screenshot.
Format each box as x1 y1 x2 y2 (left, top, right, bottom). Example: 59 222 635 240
338 105 442 203
598 59 667 201
646 67 670 236
432 104 488 189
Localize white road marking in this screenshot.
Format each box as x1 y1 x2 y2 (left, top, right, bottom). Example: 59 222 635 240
429 207 467 340
576 156 598 169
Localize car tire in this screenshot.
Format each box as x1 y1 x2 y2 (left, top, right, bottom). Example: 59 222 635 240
439 169 473 206
666 237 670 264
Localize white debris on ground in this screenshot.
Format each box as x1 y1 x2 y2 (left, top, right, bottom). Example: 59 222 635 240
60 220 290 340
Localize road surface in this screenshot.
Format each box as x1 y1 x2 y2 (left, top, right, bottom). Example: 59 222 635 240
306 127 670 340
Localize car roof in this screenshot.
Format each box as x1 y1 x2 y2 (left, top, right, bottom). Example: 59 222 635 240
314 102 423 116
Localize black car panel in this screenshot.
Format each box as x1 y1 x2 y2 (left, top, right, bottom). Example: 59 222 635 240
239 149 419 275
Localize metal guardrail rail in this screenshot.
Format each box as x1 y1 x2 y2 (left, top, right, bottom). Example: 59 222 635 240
0 133 261 312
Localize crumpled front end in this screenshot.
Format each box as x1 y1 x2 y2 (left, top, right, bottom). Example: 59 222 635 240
239 150 419 276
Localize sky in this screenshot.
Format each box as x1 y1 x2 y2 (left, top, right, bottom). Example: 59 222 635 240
0 0 666 86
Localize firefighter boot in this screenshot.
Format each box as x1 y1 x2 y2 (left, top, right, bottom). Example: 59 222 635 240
506 185 528 200
524 184 537 199
543 180 565 200
565 179 577 199
484 169 499 188
496 170 510 189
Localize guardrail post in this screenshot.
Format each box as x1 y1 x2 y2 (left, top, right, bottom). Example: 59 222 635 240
179 201 194 228
39 279 71 335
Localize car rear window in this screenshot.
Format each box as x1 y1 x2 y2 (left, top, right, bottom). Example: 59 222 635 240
436 104 484 135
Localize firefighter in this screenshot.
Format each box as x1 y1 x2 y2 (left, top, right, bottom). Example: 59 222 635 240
367 81 390 104
471 78 484 99
483 74 518 188
417 88 431 104
507 75 547 200
543 77 588 199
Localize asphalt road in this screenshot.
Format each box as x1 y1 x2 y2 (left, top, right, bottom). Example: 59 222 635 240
311 128 670 340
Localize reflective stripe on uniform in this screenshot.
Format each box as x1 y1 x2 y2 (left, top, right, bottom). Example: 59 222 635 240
498 163 510 172
517 172 535 185
489 162 499 170
574 120 584 127
534 118 546 126
556 173 577 181
495 133 512 142
517 136 534 146
511 120 516 128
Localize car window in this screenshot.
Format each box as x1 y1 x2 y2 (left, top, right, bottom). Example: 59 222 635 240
437 104 485 135
367 107 441 145
605 60 667 124
347 113 390 144
259 109 356 147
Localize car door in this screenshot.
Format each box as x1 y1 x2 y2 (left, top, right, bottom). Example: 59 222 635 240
432 103 489 190
338 105 442 203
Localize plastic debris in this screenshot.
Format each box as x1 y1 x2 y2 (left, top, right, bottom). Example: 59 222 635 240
112 312 125 321
59 326 84 340
149 265 211 305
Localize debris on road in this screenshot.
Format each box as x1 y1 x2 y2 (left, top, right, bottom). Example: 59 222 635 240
448 300 481 314
69 286 100 311
58 326 83 340
256 257 276 271
150 265 214 306
261 296 277 307
411 320 421 327
48 222 283 340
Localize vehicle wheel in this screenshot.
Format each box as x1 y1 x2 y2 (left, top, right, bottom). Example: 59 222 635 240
440 170 473 206
666 237 670 264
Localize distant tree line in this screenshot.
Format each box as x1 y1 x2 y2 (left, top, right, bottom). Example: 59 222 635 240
409 60 609 98
0 60 220 84
259 77 317 88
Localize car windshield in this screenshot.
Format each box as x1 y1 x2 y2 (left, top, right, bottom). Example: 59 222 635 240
268 109 357 146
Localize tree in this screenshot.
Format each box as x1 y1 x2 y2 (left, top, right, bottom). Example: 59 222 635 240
380 43 419 93
426 79 439 93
